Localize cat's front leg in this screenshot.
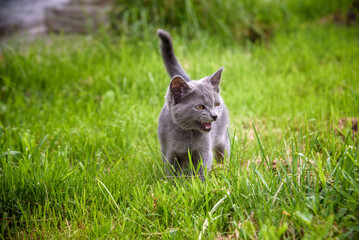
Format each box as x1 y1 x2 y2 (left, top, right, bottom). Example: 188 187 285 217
193 149 213 182
163 152 184 180
162 153 175 179
214 141 230 163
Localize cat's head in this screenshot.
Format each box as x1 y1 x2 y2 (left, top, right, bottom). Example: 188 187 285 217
165 67 225 133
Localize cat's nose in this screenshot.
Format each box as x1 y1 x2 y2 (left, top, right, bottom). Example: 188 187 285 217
211 115 218 121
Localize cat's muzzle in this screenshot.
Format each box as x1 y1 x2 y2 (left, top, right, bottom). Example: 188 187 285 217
197 121 212 132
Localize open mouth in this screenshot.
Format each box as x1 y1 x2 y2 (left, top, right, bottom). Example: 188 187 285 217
198 122 212 132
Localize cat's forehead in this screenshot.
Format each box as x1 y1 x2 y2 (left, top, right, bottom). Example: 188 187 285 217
189 80 218 101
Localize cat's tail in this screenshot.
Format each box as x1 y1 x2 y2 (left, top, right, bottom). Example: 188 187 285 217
157 29 191 82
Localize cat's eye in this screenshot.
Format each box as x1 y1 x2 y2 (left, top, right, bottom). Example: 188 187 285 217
215 102 220 107
195 105 205 110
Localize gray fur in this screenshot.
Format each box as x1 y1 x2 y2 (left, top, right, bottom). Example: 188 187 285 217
157 29 230 181
157 29 191 82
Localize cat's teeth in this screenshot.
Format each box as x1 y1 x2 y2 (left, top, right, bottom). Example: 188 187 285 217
203 122 212 130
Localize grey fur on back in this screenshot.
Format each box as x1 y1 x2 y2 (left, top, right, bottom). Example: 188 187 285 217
157 29 230 181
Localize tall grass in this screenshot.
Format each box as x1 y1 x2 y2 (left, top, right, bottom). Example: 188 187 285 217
111 0 354 41
0 22 359 239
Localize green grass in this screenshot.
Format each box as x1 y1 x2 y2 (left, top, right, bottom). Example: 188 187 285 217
1 24 359 239
111 0 354 41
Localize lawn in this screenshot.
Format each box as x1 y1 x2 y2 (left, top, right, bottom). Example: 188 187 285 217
0 22 359 238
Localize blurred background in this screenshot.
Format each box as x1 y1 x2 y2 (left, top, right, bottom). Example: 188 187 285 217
0 0 358 43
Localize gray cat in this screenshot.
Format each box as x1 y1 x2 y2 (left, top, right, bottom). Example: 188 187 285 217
157 29 230 181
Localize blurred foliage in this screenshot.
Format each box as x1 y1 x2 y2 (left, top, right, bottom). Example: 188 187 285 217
110 0 355 42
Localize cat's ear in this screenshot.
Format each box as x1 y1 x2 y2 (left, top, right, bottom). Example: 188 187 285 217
209 67 224 92
170 75 191 102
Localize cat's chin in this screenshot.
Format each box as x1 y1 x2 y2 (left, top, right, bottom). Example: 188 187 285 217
197 121 212 132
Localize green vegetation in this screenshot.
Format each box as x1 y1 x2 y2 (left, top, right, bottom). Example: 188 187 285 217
111 0 354 41
1 1 359 239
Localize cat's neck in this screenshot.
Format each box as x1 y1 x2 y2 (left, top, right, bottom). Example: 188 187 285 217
175 125 206 139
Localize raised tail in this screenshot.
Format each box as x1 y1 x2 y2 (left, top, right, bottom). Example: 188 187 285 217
157 29 191 82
